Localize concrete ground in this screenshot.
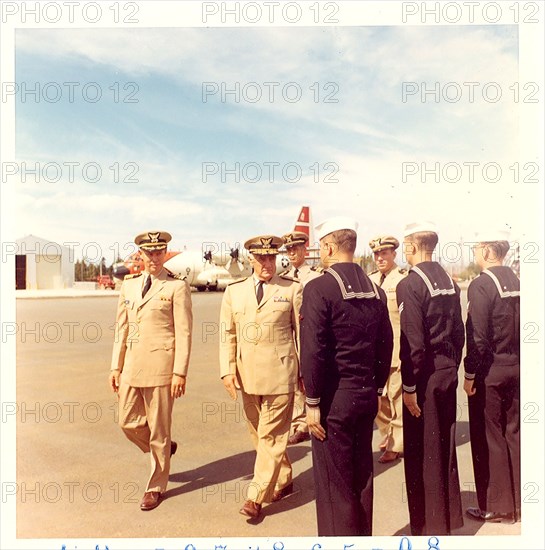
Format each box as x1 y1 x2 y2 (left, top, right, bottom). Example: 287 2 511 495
12 290 522 542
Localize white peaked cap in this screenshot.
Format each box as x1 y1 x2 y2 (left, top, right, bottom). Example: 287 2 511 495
403 221 437 238
315 216 359 241
474 229 511 242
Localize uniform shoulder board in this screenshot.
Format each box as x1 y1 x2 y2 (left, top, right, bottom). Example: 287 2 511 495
125 272 142 280
280 274 300 283
369 269 379 275
166 270 186 281
311 266 324 273
279 268 290 276
398 268 407 274
228 277 248 286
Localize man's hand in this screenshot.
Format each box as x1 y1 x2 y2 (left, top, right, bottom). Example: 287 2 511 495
306 406 326 441
171 374 186 399
464 378 476 397
222 374 240 400
403 391 421 417
109 370 120 393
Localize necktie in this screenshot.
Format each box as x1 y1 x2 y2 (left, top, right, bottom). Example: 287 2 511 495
294 268 299 279
142 275 152 298
256 281 264 304
379 273 386 287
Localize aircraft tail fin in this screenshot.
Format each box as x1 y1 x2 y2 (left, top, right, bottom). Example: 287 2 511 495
293 205 314 245
293 205 319 262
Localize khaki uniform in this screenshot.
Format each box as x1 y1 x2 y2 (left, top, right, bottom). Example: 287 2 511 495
220 274 302 503
281 262 322 434
111 268 192 492
369 265 406 453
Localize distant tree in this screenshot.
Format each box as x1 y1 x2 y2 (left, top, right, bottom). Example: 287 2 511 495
458 262 480 281
355 253 376 274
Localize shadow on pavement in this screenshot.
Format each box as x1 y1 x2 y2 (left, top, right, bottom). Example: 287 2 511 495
392 490 512 536
164 445 312 505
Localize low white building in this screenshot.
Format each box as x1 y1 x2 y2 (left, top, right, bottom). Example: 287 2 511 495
15 235 74 290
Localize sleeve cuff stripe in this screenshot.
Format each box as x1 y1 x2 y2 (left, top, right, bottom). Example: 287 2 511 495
306 397 321 405
403 384 416 393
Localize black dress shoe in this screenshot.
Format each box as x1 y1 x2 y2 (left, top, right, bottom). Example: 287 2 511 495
170 440 178 456
271 482 294 502
466 507 515 524
288 430 310 445
239 500 262 518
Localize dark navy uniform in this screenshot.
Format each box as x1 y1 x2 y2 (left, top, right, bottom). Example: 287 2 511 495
396 261 465 535
464 266 520 518
300 263 393 536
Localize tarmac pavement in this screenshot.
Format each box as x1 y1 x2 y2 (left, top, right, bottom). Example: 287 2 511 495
12 289 521 542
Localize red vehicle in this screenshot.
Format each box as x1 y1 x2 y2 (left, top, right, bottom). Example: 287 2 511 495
97 275 116 290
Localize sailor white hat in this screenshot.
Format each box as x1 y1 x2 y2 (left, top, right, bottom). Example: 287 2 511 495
315 216 358 241
474 229 511 243
403 221 437 238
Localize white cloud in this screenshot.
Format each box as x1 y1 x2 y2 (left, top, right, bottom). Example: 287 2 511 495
13 25 524 260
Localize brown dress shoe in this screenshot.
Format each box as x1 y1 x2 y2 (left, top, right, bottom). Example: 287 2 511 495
378 450 400 463
288 430 310 445
170 440 178 456
239 500 262 518
271 483 294 502
140 491 161 511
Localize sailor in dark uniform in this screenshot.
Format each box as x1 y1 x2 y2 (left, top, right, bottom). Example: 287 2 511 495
464 231 520 524
396 221 465 536
300 216 393 536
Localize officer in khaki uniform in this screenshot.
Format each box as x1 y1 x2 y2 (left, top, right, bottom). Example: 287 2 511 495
280 231 323 445
109 231 192 511
220 235 302 520
368 235 407 463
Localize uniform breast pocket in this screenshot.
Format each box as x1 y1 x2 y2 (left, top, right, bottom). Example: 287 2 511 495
271 303 291 313
149 298 172 310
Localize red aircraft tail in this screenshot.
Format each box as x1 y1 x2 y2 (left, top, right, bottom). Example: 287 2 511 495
293 205 319 261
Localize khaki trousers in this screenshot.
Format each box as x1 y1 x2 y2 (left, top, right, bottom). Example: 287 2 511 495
118 382 173 493
290 387 309 434
241 392 294 504
375 367 403 452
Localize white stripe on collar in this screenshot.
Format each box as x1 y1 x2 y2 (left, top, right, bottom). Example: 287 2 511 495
326 267 379 300
482 269 520 298
412 265 456 297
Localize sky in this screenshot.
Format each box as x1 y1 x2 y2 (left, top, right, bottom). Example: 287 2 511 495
10 23 527 266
